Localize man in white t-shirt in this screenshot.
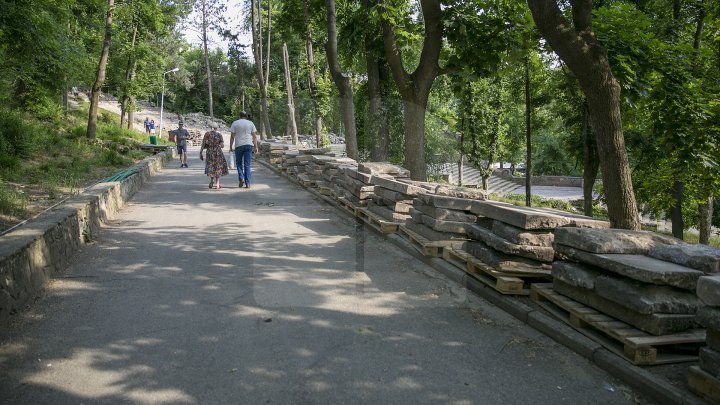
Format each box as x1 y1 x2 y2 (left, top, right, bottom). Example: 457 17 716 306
229 111 259 188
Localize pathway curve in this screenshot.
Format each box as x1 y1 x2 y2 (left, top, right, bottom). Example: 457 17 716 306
0 151 643 404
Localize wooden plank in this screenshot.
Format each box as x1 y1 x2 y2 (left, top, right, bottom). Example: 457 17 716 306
531 284 702 365
444 248 528 295
688 365 720 403
399 226 439 257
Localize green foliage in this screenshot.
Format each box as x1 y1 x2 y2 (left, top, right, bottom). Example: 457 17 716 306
0 181 28 219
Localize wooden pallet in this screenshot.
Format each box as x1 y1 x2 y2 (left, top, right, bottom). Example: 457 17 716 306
688 365 720 403
398 226 464 257
443 248 528 295
531 283 705 365
336 197 360 217
356 208 401 234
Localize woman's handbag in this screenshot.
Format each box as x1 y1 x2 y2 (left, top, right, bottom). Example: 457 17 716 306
228 151 236 169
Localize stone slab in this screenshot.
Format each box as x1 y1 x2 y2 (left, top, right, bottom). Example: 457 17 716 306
594 275 702 315
417 193 475 211
404 220 467 242
649 243 720 274
554 228 678 254
465 241 551 274
554 244 704 290
698 275 720 306
412 200 477 222
368 204 409 223
421 215 469 234
698 306 720 331
374 187 413 203
432 185 487 200
709 329 720 352
492 221 554 247
408 208 424 224
700 347 720 379
371 175 425 196
357 162 410 177
552 260 604 289
466 224 555 263
553 280 699 335
471 200 608 230
299 147 332 155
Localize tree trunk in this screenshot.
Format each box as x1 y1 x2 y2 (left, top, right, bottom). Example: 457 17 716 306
527 0 640 230
581 102 599 217
364 0 389 161
670 180 685 239
87 0 114 140
699 197 713 245
458 131 464 186
265 0 271 90
201 0 214 118
251 0 271 139
120 24 138 130
381 0 443 181
325 0 358 159
304 0 323 146
524 55 532 207
283 43 298 144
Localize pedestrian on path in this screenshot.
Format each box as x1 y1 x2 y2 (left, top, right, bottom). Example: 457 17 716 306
174 122 190 168
229 111 258 188
149 120 156 135
200 124 229 189
144 117 150 134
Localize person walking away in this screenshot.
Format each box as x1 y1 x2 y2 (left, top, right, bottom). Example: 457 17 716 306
229 111 258 188
144 117 150 134
200 125 229 189
175 122 190 168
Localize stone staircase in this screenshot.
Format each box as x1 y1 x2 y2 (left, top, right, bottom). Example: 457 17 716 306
435 163 524 196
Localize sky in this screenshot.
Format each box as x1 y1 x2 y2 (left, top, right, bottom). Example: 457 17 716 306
183 0 252 54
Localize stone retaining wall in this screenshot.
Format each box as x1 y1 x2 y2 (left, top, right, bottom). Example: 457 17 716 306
0 150 173 325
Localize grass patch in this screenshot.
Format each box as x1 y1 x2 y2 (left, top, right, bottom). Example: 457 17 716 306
0 104 161 229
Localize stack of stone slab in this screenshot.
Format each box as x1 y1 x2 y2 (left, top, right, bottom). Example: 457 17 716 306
690 272 720 402
463 202 608 277
406 188 488 244
280 149 300 174
291 148 333 186
361 163 420 223
551 228 717 336
259 141 295 166
331 166 375 208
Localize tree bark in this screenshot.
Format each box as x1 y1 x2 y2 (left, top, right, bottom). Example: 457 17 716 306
304 0 323 146
699 197 713 245
87 0 114 140
527 0 640 229
120 24 138 130
265 0 271 90
364 0 388 161
581 102 599 217
325 0 358 159
381 0 444 181
670 180 685 239
251 0 271 139
282 43 298 144
524 55 532 207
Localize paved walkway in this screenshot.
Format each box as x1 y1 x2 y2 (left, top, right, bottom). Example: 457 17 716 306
0 151 643 404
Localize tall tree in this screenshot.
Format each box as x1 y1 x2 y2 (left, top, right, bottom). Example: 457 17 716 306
527 0 641 230
363 0 389 161
325 0 358 159
304 0 324 146
192 0 225 119
251 0 272 138
282 42 299 144
87 0 115 140
380 0 445 180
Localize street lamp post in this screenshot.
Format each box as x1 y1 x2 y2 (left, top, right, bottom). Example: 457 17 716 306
159 67 179 141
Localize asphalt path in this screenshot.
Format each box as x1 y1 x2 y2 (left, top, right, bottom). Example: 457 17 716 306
0 150 645 404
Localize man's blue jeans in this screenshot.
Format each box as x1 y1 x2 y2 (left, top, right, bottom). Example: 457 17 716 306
234 145 253 186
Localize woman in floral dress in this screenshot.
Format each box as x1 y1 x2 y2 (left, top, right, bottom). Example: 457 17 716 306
199 125 229 189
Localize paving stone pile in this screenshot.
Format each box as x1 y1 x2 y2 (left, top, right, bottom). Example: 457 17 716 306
259 140 297 165
691 273 720 402
461 202 608 277
360 163 421 223
551 228 720 335
406 188 485 243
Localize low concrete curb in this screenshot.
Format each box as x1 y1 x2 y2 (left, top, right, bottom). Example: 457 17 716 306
0 149 174 325
257 157 709 405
